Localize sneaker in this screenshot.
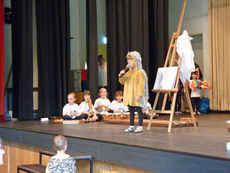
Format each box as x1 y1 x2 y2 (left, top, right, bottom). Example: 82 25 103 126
175 111 182 114
197 111 201 115
134 126 143 133
124 126 134 133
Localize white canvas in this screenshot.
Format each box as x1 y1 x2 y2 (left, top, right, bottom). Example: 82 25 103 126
153 66 178 90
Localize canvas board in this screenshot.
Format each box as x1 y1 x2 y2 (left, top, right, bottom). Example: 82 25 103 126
153 66 178 90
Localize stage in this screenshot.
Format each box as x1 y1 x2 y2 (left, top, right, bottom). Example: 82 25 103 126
1 113 230 172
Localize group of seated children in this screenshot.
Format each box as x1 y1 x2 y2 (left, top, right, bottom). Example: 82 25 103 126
62 88 153 121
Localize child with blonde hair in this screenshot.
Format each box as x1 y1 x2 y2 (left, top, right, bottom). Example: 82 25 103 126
119 51 148 133
94 88 111 113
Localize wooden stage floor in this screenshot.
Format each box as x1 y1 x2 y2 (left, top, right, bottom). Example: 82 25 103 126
1 113 230 172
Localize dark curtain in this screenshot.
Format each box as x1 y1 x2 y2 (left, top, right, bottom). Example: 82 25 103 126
36 0 70 118
148 0 169 105
12 0 33 120
86 0 98 102
106 0 149 99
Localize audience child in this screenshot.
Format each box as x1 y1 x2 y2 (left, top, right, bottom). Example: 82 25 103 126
63 92 88 120
94 88 111 113
0 137 5 166
80 90 103 121
46 135 76 173
110 90 128 113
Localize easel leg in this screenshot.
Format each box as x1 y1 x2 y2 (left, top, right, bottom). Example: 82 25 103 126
168 92 177 132
185 81 197 128
147 93 159 131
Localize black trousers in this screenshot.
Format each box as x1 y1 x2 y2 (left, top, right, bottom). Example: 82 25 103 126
128 106 143 126
191 97 201 112
94 113 103 121
63 114 88 120
175 94 182 112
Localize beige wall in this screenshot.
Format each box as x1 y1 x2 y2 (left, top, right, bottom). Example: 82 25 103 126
169 0 209 97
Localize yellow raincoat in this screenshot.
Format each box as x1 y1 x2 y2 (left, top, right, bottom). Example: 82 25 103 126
119 54 145 107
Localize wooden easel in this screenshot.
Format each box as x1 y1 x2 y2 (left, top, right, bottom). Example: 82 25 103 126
147 0 197 132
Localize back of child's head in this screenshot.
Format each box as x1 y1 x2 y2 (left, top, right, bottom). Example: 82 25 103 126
52 135 67 151
114 90 123 100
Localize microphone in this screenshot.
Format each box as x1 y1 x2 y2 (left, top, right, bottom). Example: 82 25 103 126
119 65 130 78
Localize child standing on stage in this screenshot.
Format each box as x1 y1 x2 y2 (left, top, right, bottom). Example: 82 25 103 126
190 71 201 114
119 51 148 133
94 88 111 113
110 90 128 113
80 90 102 121
63 92 88 120
46 135 76 173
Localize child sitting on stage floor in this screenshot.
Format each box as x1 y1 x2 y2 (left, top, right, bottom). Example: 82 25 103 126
142 95 157 119
119 51 148 133
63 92 88 120
0 137 5 166
46 135 76 173
110 90 128 113
80 90 103 121
94 88 111 113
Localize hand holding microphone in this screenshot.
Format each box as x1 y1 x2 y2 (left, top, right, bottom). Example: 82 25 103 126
119 65 130 78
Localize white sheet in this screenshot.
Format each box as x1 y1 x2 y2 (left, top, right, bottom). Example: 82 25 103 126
176 30 195 85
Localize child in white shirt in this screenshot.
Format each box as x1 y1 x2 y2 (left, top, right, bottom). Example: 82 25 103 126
94 88 111 113
110 90 128 113
142 95 157 119
63 92 88 120
190 72 201 114
80 90 103 121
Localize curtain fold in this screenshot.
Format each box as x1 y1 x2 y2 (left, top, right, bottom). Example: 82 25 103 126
209 0 230 110
106 0 149 99
106 0 168 102
86 0 98 102
0 0 5 122
148 0 169 105
12 0 33 120
36 0 70 117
